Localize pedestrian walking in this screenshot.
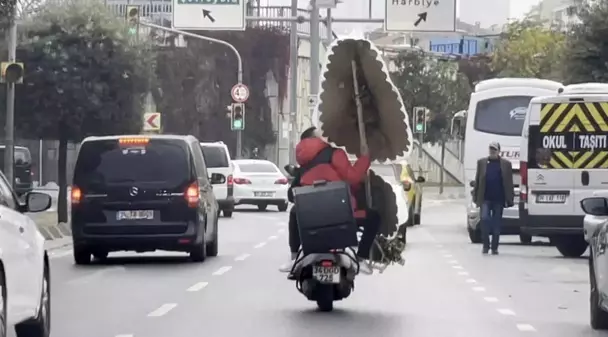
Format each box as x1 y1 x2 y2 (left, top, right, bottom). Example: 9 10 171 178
472 141 515 255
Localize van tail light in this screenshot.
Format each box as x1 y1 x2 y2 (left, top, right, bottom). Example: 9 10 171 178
402 181 411 191
520 161 528 202
321 260 333 267
275 178 289 184
227 175 233 186
233 177 251 184
71 186 82 205
185 182 199 208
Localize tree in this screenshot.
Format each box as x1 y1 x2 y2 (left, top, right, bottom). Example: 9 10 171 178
3 0 153 222
562 0 608 84
492 19 566 80
458 54 497 87
390 50 471 144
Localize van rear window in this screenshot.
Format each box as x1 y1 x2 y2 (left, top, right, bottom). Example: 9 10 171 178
474 96 532 136
201 146 229 168
0 147 32 166
73 139 190 189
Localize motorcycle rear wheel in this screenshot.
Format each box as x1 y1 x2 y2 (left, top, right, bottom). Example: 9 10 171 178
316 285 334 312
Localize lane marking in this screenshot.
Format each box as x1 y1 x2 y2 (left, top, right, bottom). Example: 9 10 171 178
436 244 443 248
472 286 486 292
516 324 537 332
465 278 477 284
452 265 463 269
212 266 232 276
254 242 267 249
443 254 453 258
277 229 286 233
148 303 177 317
234 253 251 261
484 297 499 303
457 271 469 276
49 250 72 259
186 282 209 292
268 235 278 240
447 260 459 264
497 309 516 316
115 335 134 337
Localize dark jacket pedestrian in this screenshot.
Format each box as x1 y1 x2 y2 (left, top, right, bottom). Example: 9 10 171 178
472 142 514 254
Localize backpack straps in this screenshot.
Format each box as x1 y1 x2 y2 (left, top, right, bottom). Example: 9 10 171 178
299 146 335 175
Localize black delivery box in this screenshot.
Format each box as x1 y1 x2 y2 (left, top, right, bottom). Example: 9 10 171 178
293 180 359 255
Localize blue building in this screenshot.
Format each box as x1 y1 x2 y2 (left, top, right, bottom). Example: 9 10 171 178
429 36 495 56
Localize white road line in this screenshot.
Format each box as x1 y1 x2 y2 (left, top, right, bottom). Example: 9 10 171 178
268 235 278 240
186 282 209 292
465 278 477 284
447 260 459 264
457 271 469 276
472 286 486 292
443 254 453 258
212 266 232 276
484 297 499 303
436 244 443 248
497 309 516 316
277 228 286 233
516 324 537 332
254 242 267 249
115 335 134 337
452 265 464 269
49 250 72 259
148 303 177 317
439 250 449 254
234 253 251 261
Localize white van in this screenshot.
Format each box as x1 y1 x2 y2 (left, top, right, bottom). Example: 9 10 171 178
200 142 234 217
463 78 564 244
520 83 608 257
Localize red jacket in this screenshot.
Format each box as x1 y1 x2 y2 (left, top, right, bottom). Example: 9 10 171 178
295 138 370 217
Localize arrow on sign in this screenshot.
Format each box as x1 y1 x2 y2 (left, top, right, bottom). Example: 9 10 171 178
202 9 215 23
414 12 427 27
146 114 159 129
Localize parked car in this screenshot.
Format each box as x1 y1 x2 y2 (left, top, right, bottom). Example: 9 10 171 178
200 142 234 217
0 145 34 196
231 159 289 211
0 169 53 337
581 194 608 330
398 160 426 226
70 135 221 264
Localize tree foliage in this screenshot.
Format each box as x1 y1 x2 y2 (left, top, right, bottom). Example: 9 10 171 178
458 54 497 87
390 50 471 144
154 27 289 157
492 19 565 80
562 0 608 84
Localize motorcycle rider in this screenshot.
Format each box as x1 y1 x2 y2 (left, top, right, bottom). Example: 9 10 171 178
279 126 379 275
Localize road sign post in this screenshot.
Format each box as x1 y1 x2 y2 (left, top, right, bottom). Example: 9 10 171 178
384 0 456 32
172 0 245 31
143 112 162 132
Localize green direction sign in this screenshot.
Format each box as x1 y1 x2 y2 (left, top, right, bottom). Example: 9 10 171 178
176 0 239 4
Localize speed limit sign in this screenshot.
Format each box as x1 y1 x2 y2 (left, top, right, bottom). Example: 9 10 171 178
231 83 249 103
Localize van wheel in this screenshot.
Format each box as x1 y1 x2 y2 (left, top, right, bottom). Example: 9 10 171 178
73 246 91 265
190 241 207 262
552 235 588 258
15 262 51 337
468 227 482 244
222 210 233 218
519 234 532 245
406 205 415 227
590 254 608 329
258 204 268 211
92 251 108 261
205 218 219 257
278 203 288 212
0 265 7 337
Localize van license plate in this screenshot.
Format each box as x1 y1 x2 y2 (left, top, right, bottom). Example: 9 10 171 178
536 194 567 204
254 192 274 197
117 210 154 220
313 266 340 284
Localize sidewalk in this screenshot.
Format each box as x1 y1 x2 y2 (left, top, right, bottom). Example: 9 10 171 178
28 211 71 241
423 186 466 200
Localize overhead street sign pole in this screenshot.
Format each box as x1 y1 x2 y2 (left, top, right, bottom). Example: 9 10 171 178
173 0 245 31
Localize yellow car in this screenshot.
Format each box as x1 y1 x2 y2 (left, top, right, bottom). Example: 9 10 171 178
398 160 426 226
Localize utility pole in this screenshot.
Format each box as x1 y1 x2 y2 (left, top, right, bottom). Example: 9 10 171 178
309 0 320 139
4 5 18 187
288 0 298 164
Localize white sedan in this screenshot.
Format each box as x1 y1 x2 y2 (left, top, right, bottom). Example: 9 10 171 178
231 159 289 212
0 171 53 337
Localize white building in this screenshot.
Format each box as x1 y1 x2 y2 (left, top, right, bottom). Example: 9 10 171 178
458 0 510 29
527 0 581 30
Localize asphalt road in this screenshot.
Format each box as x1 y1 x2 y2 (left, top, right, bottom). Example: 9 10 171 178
9 196 607 337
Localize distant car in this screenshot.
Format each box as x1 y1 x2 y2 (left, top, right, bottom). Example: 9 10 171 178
231 159 289 211
581 195 608 330
200 142 234 218
0 169 53 337
398 160 426 226
0 145 34 196
70 135 221 264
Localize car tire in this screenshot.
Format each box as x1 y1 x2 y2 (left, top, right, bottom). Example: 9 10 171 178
519 234 532 245
258 204 268 211
190 222 207 262
0 264 7 337
73 246 91 265
15 262 51 337
406 205 415 227
468 227 482 244
590 254 608 329
278 202 288 212
552 235 588 258
223 210 233 218
92 251 109 261
206 217 219 257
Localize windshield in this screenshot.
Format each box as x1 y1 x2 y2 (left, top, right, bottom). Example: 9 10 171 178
201 146 229 168
237 162 278 173
73 139 190 189
0 147 32 165
474 96 533 136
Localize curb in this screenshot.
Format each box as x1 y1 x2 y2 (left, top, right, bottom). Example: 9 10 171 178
28 212 72 241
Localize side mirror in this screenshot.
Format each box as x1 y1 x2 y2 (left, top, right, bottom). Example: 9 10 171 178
415 176 426 183
581 197 608 216
284 164 296 176
25 192 52 213
210 173 226 184
469 180 475 188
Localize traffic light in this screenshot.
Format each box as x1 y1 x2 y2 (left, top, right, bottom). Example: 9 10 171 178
125 5 139 35
231 103 245 131
1 62 24 84
414 107 427 134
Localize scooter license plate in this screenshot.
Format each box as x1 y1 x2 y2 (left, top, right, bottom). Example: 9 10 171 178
313 266 340 284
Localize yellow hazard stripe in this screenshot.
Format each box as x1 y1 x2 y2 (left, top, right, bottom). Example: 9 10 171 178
541 102 608 133
546 151 608 169
585 103 608 132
